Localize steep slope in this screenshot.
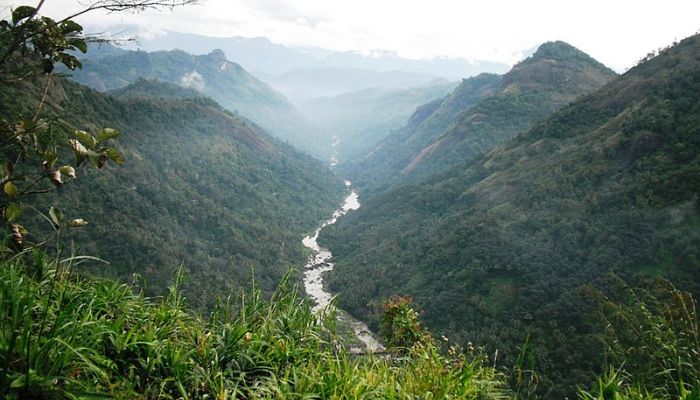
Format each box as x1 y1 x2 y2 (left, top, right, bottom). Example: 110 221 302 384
68 49 333 158
320 35 700 397
348 42 617 195
298 80 458 161
343 73 502 191
109 77 202 99
1 76 346 308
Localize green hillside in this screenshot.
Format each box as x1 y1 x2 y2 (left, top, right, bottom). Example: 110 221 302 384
68 49 333 159
1 75 345 308
110 77 202 100
346 42 617 195
320 35 700 397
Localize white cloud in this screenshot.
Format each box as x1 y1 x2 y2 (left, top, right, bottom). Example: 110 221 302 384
180 70 205 92
6 0 700 70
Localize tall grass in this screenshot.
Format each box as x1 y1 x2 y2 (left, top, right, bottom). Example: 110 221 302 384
580 280 700 400
0 256 509 399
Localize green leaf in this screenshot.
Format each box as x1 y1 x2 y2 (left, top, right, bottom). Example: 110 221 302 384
60 20 83 35
68 37 88 53
87 150 106 168
58 166 76 178
4 181 18 198
95 128 120 143
74 130 96 149
11 6 35 24
41 58 54 74
104 147 124 165
58 53 81 70
9 373 26 388
6 202 21 221
43 152 58 169
3 161 14 178
49 207 63 227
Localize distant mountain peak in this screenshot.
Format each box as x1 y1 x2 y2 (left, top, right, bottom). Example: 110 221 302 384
521 40 614 73
206 48 228 66
533 40 581 58
502 40 617 89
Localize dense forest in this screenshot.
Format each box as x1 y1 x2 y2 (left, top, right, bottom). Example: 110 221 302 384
2 3 699 399
321 34 700 397
0 73 345 308
344 42 617 196
68 48 332 158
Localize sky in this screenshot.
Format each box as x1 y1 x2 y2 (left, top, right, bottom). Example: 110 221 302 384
3 0 700 71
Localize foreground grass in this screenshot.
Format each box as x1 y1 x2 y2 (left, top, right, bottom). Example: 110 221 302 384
0 257 508 399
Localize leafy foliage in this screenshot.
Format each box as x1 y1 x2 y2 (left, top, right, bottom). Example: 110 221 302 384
380 295 426 351
589 280 700 399
0 5 86 76
0 5 125 256
320 35 700 397
0 257 509 399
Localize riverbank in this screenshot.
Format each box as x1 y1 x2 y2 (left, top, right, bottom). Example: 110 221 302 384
301 182 385 353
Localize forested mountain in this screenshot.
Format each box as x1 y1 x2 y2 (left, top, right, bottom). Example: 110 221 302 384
0 75 346 308
320 34 700 397
67 48 333 158
298 80 458 161
346 41 617 195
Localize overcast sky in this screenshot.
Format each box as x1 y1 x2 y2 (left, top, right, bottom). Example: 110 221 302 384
4 0 700 71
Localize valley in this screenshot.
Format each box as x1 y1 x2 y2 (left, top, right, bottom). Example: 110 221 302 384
301 182 384 353
1 3 699 399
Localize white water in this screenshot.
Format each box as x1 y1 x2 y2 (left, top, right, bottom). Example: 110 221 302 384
302 181 385 353
329 135 340 168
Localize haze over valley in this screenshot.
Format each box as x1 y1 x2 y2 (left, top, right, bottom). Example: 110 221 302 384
1 1 699 398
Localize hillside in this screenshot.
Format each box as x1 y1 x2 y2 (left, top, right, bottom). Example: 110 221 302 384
298 80 458 161
320 35 700 397
0 75 346 308
347 41 617 195
342 73 502 192
67 48 333 159
109 77 202 99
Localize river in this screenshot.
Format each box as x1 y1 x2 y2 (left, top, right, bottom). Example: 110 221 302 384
302 180 385 353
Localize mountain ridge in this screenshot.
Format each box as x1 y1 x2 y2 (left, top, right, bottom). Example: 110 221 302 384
345 41 616 194
320 34 700 397
68 48 334 158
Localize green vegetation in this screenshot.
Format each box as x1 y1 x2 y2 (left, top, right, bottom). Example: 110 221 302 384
0 257 509 399
320 35 700 397
0 6 510 399
580 281 700 400
69 48 332 158
345 42 617 196
3 4 700 399
1 5 345 308
1 73 346 308
341 73 501 194
379 295 426 351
